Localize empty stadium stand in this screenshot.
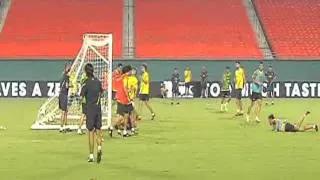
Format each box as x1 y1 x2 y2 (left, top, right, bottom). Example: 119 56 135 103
255 0 320 59
136 0 262 59
0 0 122 59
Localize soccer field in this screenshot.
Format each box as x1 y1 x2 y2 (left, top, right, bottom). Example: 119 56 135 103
0 98 319 180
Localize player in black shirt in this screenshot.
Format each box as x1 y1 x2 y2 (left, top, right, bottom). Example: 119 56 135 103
171 68 180 105
59 63 71 132
200 66 208 98
80 63 103 163
265 65 277 105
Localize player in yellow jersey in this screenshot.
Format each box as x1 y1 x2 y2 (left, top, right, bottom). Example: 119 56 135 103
184 66 192 96
234 61 246 116
139 64 156 120
69 69 78 102
127 67 140 133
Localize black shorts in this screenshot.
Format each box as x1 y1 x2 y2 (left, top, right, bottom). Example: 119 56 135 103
85 105 102 131
112 91 117 100
285 123 298 132
185 82 192 88
220 90 230 98
267 82 274 92
172 83 179 93
235 89 242 100
59 93 68 111
250 92 262 101
139 94 149 101
117 102 134 116
81 103 86 114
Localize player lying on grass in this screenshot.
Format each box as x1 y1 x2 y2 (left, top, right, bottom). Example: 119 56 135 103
80 63 103 163
268 111 318 132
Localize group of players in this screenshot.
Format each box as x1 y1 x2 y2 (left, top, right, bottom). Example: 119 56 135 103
58 62 157 162
109 63 156 137
219 61 318 132
58 61 318 163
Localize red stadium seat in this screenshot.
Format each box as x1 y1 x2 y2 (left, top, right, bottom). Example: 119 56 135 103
0 0 122 59
135 0 262 59
255 0 320 59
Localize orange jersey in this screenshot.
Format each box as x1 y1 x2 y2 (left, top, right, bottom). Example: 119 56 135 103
116 75 130 105
112 70 121 91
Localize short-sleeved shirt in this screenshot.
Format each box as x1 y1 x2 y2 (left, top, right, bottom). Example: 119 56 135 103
69 72 78 94
201 70 208 82
184 70 192 83
172 72 180 84
127 76 138 100
60 73 69 95
221 71 232 91
235 67 245 89
251 69 265 93
117 75 130 104
112 70 121 91
265 70 276 83
140 72 150 95
80 77 103 109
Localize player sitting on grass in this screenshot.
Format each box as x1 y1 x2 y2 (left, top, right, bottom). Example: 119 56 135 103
80 63 103 163
268 111 318 132
220 66 232 112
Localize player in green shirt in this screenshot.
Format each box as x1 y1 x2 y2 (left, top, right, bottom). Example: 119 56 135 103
78 72 88 134
246 62 265 123
220 66 232 112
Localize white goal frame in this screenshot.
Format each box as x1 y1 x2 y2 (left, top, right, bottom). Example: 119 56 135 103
31 33 113 130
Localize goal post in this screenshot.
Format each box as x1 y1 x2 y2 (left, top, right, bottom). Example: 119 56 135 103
31 33 113 130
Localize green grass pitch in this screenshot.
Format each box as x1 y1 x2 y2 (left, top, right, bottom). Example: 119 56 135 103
0 98 319 180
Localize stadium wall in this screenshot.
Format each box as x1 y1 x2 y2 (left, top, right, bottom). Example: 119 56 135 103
0 60 319 81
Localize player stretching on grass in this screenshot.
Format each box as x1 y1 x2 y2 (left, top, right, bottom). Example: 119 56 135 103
80 63 103 163
139 64 156 120
268 111 318 132
265 65 277 105
220 66 232 112
234 61 246 116
59 63 71 132
246 62 265 123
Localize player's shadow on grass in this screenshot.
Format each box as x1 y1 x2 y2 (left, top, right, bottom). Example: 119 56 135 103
239 121 260 128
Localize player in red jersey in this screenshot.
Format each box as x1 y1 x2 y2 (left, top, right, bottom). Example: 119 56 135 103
112 63 123 100
110 65 134 137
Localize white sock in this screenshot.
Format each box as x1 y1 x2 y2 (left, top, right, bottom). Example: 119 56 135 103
246 114 250 122
131 128 135 132
123 130 127 135
255 116 260 122
97 146 102 151
220 104 224 111
224 104 228 111
117 129 121 133
237 109 240 113
89 153 94 159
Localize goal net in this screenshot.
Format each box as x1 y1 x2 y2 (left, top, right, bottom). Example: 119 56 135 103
31 33 113 130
